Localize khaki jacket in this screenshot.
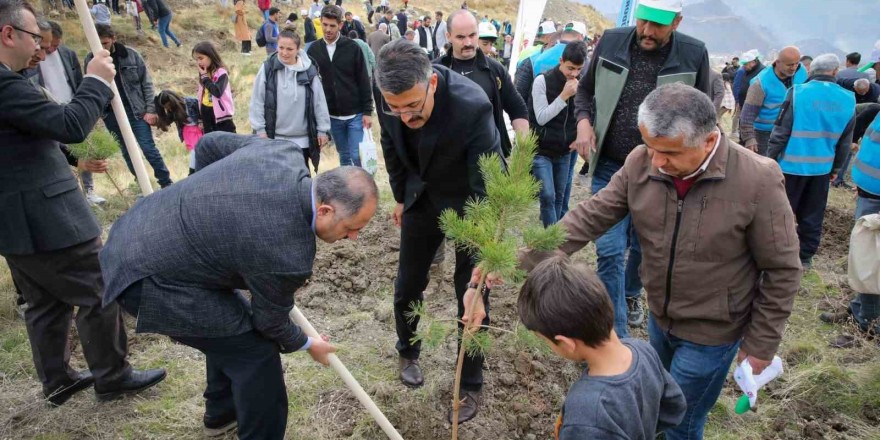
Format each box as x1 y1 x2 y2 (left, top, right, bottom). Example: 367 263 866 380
522 135 802 360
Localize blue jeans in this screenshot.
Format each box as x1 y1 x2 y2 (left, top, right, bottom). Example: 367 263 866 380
851 196 880 333
329 115 364 167
560 150 578 218
592 157 643 337
649 316 741 440
157 13 181 47
105 115 173 187
532 154 571 226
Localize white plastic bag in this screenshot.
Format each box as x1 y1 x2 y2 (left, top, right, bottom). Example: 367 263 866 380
359 128 378 175
848 213 880 295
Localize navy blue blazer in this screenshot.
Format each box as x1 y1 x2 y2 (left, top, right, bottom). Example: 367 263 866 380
100 133 315 352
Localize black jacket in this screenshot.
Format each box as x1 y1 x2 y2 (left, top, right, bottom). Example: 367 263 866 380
262 53 322 171
514 56 534 104
0 64 111 255
141 0 171 22
530 68 576 158
838 77 880 104
342 19 366 41
435 49 528 157
375 65 503 213
307 36 374 116
304 18 317 43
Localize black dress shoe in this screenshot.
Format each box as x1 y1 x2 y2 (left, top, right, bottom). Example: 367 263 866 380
398 357 424 388
44 370 95 406
204 411 238 437
447 389 481 424
820 311 852 324
95 368 167 401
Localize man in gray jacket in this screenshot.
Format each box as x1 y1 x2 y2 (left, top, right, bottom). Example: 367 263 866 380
101 132 378 439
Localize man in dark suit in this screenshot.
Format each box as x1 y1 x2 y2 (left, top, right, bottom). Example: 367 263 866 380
100 132 378 439
0 0 166 406
374 39 503 423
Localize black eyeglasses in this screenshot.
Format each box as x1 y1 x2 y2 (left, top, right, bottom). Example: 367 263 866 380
381 83 430 117
11 26 43 45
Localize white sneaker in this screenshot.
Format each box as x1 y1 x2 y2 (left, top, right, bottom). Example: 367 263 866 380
86 189 107 206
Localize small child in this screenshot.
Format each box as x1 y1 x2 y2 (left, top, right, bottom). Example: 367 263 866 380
126 0 143 36
192 41 237 134
518 256 687 440
154 90 202 175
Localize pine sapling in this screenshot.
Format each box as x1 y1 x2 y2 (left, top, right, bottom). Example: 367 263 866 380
408 132 568 439
67 127 129 206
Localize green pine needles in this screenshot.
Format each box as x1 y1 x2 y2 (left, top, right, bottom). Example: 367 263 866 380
409 131 568 439
68 127 128 206
67 127 121 161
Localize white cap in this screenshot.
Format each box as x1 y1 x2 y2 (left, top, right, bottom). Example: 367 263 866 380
636 0 683 25
537 20 555 36
313 10 321 18
562 21 587 38
300 9 307 16
478 21 497 40
739 49 760 65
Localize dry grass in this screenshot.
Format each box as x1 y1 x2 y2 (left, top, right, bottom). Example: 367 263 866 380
1 1 877 440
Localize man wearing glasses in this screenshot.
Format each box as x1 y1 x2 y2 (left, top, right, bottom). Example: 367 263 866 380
373 39 502 423
0 0 166 407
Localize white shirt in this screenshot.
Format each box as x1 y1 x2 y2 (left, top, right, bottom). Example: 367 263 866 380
325 33 341 61
41 51 74 104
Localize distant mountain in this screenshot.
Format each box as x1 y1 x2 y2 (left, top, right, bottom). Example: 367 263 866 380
676 0 776 56
576 0 875 59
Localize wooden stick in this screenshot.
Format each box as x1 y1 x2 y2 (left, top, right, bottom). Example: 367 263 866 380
73 0 154 197
290 306 404 440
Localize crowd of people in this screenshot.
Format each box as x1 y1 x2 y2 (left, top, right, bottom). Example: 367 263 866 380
2 0 879 439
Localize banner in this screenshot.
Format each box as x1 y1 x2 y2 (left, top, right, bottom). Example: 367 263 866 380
508 0 549 77
617 0 638 27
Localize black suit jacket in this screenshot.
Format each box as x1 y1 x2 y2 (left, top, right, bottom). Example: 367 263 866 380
376 65 503 214
0 64 111 255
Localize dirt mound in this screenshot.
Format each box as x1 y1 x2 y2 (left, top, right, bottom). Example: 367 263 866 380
818 205 853 263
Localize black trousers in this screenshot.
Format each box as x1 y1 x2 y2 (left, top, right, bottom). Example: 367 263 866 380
4 237 131 395
784 173 830 260
118 280 288 440
394 196 490 391
200 105 237 134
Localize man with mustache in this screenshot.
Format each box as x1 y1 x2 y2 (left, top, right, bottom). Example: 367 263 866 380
373 39 503 424
570 0 711 339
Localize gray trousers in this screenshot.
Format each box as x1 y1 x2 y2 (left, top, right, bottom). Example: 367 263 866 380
4 237 131 395
80 171 93 192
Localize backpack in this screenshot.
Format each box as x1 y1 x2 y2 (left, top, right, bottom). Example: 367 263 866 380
256 21 268 47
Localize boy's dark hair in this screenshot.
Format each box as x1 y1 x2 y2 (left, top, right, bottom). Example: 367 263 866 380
518 256 614 348
348 30 358 39
561 40 588 65
95 23 115 39
268 6 280 16
321 5 343 23
286 12 298 22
